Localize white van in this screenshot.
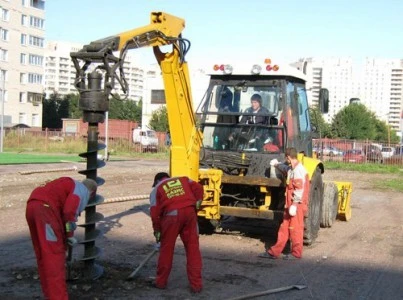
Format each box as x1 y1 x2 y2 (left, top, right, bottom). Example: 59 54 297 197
132 128 159 151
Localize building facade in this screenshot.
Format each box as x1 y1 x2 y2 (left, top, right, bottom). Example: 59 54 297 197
1 0 45 128
44 41 82 98
44 41 145 102
293 57 403 136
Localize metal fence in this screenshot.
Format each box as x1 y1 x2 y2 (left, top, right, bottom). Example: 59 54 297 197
3 128 403 165
313 138 403 165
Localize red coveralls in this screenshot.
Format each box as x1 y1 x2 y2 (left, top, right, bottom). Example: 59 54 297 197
149 176 204 291
268 163 310 258
25 177 90 300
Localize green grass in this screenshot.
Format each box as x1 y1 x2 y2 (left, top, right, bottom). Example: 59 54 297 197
324 161 403 174
0 152 84 164
374 178 403 193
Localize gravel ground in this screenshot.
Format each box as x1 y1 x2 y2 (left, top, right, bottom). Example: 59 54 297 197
0 159 402 300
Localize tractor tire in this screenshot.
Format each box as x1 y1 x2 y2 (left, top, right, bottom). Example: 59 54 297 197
320 182 339 228
304 167 323 246
197 217 218 235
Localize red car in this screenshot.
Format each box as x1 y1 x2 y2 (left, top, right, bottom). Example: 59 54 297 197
343 149 365 163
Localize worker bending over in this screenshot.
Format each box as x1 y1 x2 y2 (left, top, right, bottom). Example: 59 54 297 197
149 172 204 293
26 177 97 300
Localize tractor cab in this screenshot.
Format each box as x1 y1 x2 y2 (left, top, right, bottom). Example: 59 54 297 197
197 60 315 176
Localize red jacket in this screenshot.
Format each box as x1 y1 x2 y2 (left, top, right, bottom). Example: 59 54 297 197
149 177 204 232
28 177 90 237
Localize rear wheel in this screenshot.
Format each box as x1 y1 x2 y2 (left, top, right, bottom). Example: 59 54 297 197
304 168 323 245
320 182 339 228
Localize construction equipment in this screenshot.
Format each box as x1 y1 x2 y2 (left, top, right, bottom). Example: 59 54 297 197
71 11 352 251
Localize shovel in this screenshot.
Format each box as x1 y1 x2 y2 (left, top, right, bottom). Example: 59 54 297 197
127 244 160 280
225 284 307 300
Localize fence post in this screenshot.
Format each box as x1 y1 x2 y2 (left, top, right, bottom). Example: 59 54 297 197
45 128 48 152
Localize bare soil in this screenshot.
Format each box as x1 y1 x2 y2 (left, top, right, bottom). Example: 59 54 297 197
0 159 402 300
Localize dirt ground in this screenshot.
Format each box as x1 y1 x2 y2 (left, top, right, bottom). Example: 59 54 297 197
0 159 402 300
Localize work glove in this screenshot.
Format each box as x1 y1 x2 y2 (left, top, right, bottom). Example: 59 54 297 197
65 222 77 233
196 200 202 210
289 204 297 217
153 231 161 243
67 237 78 247
270 159 279 166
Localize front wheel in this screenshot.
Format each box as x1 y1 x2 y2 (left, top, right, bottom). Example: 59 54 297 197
304 168 323 246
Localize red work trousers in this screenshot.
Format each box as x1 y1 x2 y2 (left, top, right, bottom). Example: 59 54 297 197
156 206 202 291
269 206 304 258
26 200 68 300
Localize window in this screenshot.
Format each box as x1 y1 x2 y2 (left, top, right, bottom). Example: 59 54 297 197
28 73 43 84
1 28 9 41
29 54 43 66
151 90 166 104
19 112 27 124
22 0 29 7
20 53 27 64
28 92 42 106
29 35 44 48
30 16 45 29
1 70 7 82
21 14 28 26
30 0 45 10
32 114 39 126
0 49 7 61
21 34 27 45
20 73 27 84
20 92 27 103
1 8 9 21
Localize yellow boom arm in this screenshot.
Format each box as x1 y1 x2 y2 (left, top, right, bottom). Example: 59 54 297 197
72 12 202 181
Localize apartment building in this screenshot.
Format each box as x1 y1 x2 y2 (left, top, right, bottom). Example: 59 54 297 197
293 57 403 134
0 0 45 128
44 41 82 98
44 41 144 102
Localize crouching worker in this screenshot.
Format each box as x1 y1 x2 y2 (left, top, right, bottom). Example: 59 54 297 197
26 177 97 300
150 172 204 293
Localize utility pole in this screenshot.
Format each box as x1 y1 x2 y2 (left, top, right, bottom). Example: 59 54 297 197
0 69 4 153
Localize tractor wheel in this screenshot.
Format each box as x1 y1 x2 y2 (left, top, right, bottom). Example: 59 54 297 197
304 168 323 246
320 182 339 228
197 217 218 235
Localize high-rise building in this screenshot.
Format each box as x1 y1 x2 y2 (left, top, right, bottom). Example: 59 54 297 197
44 41 82 98
44 41 145 102
293 57 403 134
0 0 45 128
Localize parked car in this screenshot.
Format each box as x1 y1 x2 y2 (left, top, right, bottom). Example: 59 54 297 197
313 146 343 157
381 146 395 159
343 149 365 163
363 144 383 163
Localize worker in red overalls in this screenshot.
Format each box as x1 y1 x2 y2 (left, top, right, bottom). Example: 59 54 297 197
149 172 204 293
259 147 310 260
26 177 97 300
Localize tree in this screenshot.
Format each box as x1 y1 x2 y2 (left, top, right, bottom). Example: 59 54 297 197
373 118 400 144
65 93 82 119
149 106 168 132
42 92 70 129
331 103 377 140
309 106 332 138
108 95 142 121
